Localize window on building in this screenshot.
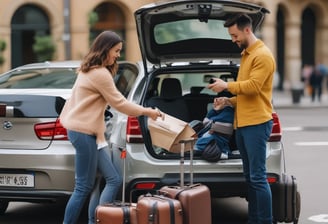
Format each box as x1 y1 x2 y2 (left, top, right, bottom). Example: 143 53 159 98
90 3 126 59
11 4 50 68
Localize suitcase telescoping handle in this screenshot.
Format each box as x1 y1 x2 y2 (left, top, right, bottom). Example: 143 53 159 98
119 147 137 204
119 147 127 203
178 138 196 187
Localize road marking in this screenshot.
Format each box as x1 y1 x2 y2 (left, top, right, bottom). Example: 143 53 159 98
283 126 303 131
308 214 328 222
283 126 328 131
295 142 328 146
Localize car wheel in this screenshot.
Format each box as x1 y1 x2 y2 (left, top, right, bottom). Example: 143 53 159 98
295 191 301 222
0 200 9 215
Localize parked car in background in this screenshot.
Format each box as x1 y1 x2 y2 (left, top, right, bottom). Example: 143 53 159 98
0 60 139 214
108 1 301 223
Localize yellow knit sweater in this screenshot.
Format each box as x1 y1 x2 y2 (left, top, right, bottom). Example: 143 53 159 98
227 40 276 128
60 67 145 143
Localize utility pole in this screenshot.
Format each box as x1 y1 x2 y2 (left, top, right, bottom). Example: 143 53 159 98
63 0 71 59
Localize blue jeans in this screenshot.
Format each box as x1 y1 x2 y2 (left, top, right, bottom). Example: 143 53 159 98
88 147 122 224
235 120 273 224
195 131 230 154
63 130 121 224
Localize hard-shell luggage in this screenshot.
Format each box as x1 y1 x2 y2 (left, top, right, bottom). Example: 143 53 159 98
272 174 301 224
160 138 212 224
95 202 137 224
95 148 137 224
160 184 211 224
136 193 183 224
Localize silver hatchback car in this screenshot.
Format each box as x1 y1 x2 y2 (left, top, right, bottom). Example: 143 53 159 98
108 1 300 223
0 60 139 214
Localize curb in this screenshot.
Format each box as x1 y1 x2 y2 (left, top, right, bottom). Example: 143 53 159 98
273 92 328 109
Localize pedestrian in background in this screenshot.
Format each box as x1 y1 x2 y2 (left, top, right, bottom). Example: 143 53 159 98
208 13 275 224
60 30 161 224
301 64 313 96
310 63 324 102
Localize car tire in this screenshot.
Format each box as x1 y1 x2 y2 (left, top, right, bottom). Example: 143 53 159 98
294 191 301 224
0 200 9 215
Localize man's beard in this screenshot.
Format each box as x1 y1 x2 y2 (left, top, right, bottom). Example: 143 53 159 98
239 39 248 50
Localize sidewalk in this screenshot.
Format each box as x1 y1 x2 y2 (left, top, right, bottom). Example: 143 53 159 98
273 90 328 109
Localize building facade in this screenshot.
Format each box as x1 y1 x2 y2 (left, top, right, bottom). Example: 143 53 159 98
0 0 327 90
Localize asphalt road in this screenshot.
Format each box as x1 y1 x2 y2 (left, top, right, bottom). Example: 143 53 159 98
275 107 328 224
1 107 328 224
1 197 249 224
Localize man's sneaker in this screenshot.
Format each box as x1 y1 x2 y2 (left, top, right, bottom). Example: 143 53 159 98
220 152 228 159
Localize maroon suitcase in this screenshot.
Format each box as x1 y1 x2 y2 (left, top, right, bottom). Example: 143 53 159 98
160 138 212 224
95 148 137 224
136 193 183 224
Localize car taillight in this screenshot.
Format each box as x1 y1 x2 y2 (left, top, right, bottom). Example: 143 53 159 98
126 116 144 143
135 182 156 189
268 112 282 142
267 176 278 184
34 119 68 140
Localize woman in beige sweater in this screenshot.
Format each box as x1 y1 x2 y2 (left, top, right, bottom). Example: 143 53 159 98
60 31 161 224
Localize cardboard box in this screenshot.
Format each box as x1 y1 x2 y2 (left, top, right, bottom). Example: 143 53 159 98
148 113 196 153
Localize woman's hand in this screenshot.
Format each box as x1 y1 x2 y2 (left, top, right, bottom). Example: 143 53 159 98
145 108 163 120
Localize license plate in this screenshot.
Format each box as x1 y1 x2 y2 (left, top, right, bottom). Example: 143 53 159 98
0 173 34 187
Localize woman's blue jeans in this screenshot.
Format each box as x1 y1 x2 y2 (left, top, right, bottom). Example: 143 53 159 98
235 120 273 224
87 147 122 224
63 130 121 224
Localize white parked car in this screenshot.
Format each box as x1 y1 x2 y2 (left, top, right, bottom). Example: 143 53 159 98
108 1 301 223
0 60 139 214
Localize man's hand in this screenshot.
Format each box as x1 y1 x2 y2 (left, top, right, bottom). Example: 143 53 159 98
207 78 228 93
213 97 225 110
214 97 233 108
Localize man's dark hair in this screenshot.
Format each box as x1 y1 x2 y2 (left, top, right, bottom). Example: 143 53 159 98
224 13 253 30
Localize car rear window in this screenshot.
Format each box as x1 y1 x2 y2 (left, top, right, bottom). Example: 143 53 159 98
0 62 138 97
0 68 77 89
154 19 231 45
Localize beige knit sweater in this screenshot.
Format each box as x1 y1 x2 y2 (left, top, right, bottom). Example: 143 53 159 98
60 67 145 143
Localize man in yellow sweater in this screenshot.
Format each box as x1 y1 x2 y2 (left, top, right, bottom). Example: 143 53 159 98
208 13 276 224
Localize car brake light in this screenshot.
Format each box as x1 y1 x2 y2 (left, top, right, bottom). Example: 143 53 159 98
126 116 144 143
0 104 14 117
34 119 68 140
0 104 6 116
267 176 278 184
268 112 282 142
135 182 156 189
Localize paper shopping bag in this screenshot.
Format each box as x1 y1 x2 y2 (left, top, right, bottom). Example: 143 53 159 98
148 113 196 153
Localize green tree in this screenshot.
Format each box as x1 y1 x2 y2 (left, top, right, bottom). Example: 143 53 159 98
88 11 99 45
32 35 56 62
0 39 6 66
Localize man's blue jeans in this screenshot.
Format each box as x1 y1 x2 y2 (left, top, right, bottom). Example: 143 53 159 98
63 130 121 224
235 120 273 224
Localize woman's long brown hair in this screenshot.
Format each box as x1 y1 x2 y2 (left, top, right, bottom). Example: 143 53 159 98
79 31 122 75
